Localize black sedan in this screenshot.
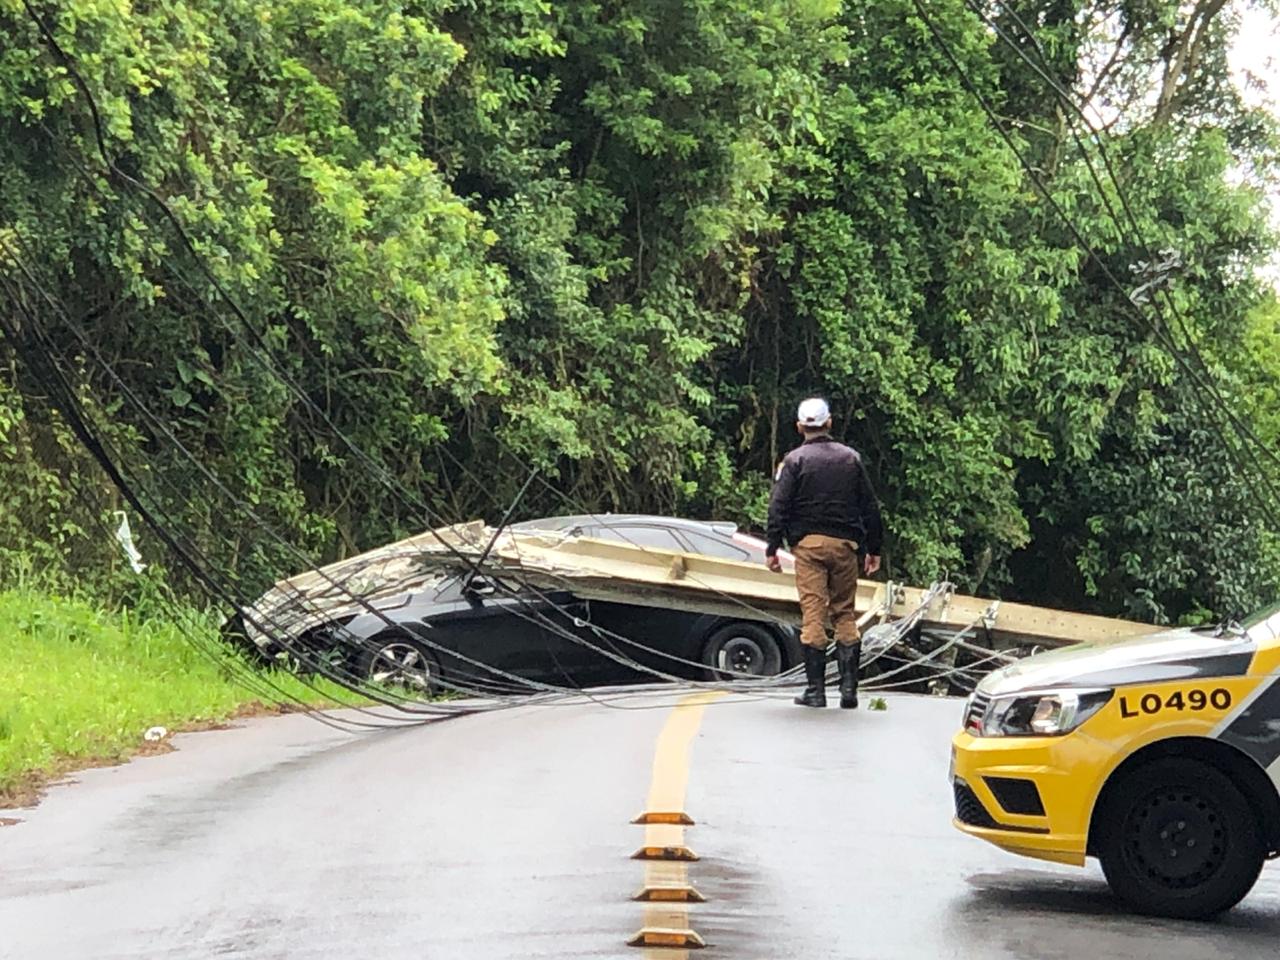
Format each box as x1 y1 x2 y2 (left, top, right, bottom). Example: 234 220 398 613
290 515 801 693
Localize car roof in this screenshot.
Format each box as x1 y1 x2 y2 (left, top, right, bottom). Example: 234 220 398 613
511 514 739 537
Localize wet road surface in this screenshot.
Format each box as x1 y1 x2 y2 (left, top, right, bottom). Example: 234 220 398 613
2 692 1279 959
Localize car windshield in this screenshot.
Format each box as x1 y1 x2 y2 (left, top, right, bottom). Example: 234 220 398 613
1242 599 1280 640
590 524 686 551
678 529 752 562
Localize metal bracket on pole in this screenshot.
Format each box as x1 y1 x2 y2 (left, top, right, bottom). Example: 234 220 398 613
982 600 1001 631
938 582 955 623
879 580 894 615
981 600 1001 647
1128 248 1183 305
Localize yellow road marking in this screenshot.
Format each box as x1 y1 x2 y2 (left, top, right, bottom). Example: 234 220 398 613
632 690 725 955
644 690 724 814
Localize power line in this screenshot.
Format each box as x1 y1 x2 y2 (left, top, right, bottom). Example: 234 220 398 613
0 280 446 728
0 238 569 712
0 102 729 696
8 2 915 695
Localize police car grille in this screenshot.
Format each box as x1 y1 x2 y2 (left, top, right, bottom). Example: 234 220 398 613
953 780 998 829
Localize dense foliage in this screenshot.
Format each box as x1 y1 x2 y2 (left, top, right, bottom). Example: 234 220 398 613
1 0 1277 623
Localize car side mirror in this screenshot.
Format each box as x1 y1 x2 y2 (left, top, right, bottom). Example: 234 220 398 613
464 576 497 598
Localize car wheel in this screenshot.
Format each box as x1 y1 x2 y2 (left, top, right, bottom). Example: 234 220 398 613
356 632 440 694
701 623 784 680
1095 757 1265 919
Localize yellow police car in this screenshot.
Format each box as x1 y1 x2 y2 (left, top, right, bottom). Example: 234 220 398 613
951 599 1280 919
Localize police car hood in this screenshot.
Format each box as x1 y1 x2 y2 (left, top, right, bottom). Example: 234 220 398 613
977 628 1256 698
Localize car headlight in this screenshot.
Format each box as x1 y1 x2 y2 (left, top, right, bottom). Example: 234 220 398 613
977 689 1113 737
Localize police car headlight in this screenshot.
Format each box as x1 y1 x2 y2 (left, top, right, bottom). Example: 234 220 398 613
980 689 1113 737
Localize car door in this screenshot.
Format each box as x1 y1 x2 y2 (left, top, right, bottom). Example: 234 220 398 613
418 575 599 690
571 523 715 683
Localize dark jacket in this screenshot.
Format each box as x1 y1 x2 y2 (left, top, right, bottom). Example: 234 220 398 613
766 435 883 557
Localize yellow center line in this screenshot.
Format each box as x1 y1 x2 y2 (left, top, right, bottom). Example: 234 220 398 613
645 690 724 814
631 690 725 954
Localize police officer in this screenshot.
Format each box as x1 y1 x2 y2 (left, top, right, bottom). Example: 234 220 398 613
765 398 883 708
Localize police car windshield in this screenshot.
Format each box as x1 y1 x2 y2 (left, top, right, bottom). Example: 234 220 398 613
1242 598 1280 632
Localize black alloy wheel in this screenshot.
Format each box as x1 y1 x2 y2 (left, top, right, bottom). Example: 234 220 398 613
1095 757 1265 919
700 622 784 681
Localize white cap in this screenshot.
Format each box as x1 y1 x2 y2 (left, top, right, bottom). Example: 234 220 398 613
797 397 831 427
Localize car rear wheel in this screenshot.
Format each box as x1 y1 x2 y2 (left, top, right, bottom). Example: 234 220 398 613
1095 757 1265 919
701 623 783 680
356 632 439 694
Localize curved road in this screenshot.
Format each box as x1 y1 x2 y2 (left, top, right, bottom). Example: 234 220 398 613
3 693 1279 959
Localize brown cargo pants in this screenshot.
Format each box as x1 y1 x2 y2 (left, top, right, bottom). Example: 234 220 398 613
793 534 861 649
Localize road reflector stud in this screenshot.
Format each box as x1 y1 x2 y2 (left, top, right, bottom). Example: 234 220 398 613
633 884 706 903
632 811 695 825
632 844 699 862
628 927 706 949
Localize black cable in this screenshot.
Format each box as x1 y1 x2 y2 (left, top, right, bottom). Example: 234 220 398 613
0 279 445 728
0 247 563 712
969 3 1280 507
46 442 374 728
2 128 734 696
0 209 670 703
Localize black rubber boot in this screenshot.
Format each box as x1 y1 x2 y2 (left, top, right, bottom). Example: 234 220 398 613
794 646 827 707
837 642 860 709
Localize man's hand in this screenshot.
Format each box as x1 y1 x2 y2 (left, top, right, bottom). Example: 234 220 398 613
766 554 783 573
863 554 881 576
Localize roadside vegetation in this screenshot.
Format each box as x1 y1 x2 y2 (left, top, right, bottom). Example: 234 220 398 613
0 587 347 807
2 1 1280 796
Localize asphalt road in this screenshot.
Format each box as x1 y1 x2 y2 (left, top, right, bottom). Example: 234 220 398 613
3 692 1279 959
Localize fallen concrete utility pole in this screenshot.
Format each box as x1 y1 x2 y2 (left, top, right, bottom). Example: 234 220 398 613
419 523 1156 648
244 521 1159 651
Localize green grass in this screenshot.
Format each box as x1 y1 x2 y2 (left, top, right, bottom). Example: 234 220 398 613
0 589 351 803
